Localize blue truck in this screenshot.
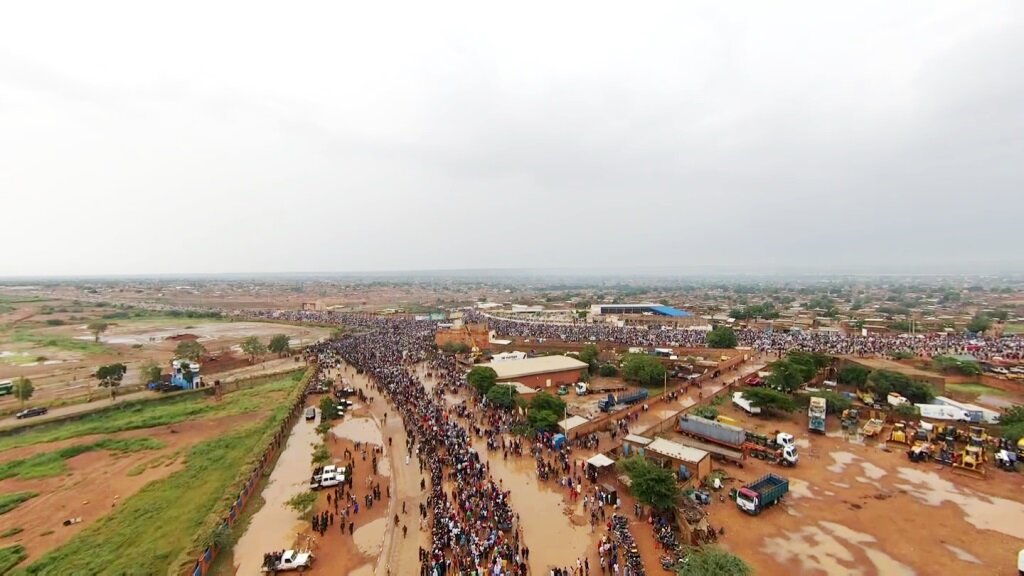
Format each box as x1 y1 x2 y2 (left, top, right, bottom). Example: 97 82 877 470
598 389 649 412
733 473 788 515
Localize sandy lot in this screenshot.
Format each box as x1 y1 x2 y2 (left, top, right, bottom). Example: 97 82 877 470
681 399 1024 575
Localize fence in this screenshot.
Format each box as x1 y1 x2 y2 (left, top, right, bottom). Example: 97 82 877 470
183 366 314 576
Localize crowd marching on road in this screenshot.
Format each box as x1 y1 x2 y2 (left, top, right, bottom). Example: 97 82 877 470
307 320 529 576
252 307 1024 361
249 306 1022 575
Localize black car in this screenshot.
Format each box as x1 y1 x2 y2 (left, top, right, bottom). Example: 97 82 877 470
16 406 48 419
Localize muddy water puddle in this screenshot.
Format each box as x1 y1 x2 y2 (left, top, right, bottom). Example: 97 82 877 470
471 439 592 571
353 516 386 557
332 417 384 446
234 408 321 575
895 467 1024 539
943 544 981 564
762 520 915 576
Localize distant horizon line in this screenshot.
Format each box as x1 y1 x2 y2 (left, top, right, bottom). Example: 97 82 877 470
2 264 1023 282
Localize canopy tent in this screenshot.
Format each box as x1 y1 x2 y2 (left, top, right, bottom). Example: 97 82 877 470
558 415 589 433
586 454 615 468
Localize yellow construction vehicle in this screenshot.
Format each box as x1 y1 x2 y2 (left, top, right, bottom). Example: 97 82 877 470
860 418 884 438
968 426 988 447
856 389 876 406
888 421 913 446
953 445 987 477
1019 438 1024 459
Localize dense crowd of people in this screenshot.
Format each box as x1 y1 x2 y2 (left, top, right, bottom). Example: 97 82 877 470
465 311 1024 360
247 307 1024 361
307 320 529 576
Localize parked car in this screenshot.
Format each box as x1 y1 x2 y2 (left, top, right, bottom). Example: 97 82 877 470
16 407 48 419
261 549 314 573
304 407 316 421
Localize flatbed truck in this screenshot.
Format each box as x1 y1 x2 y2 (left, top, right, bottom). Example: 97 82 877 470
733 473 788 515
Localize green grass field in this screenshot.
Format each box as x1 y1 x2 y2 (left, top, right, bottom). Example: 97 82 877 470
1005 323 1024 335
17 389 300 575
0 546 26 574
0 492 38 516
0 375 299 452
7 330 109 355
0 438 164 481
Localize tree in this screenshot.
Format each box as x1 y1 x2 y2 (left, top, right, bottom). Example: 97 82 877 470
932 355 981 376
139 360 162 384
866 370 934 403
467 366 498 396
692 405 718 420
706 326 738 349
579 344 599 373
966 313 992 333
486 384 518 409
87 321 108 343
998 406 1024 443
837 365 870 387
175 340 206 362
677 546 751 576
530 391 567 415
765 360 803 393
241 336 267 363
741 388 797 414
268 334 292 357
319 396 337 422
12 377 33 406
598 363 618 377
95 363 127 398
621 354 667 387
616 456 680 511
527 409 560 432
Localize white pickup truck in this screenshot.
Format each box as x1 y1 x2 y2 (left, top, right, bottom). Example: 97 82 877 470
261 549 313 573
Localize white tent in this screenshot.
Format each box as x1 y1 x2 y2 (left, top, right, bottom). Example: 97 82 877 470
587 454 615 468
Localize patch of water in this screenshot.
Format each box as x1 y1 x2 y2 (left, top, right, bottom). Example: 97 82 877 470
234 411 321 575
895 467 1024 539
471 437 590 572
859 462 887 480
788 477 818 499
762 521 916 576
332 417 384 446
353 517 386 557
830 482 850 489
827 451 858 474
943 544 981 564
795 437 811 448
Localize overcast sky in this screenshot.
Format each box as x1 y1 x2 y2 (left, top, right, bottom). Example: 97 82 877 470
1 1 1022 277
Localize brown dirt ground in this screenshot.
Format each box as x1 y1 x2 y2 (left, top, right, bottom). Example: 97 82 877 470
0 411 268 563
678 398 1024 575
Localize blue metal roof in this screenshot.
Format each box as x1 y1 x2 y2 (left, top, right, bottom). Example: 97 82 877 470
649 305 692 317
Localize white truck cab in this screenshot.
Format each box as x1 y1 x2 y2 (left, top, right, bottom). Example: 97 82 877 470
575 382 589 395
775 432 796 448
